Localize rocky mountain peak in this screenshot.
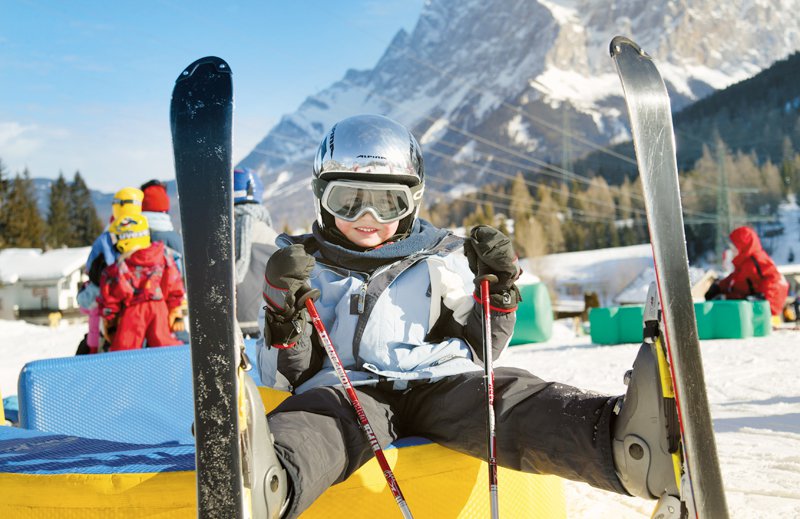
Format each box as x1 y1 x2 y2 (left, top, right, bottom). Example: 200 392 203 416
239 0 800 225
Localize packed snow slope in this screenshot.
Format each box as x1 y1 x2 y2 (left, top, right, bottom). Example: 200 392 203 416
1 319 798 518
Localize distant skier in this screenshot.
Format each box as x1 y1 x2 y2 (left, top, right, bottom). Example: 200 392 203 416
232 167 277 338
98 214 185 351
140 179 188 340
76 187 144 354
252 115 680 517
706 226 790 321
140 179 184 256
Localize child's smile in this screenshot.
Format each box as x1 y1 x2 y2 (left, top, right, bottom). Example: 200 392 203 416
335 213 399 248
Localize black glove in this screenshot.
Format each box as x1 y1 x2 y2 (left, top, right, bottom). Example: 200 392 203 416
463 225 521 309
704 281 722 301
262 244 316 347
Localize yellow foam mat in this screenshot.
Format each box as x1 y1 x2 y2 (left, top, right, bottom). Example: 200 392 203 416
1 387 566 518
0 471 196 518
0 450 564 519
304 442 565 518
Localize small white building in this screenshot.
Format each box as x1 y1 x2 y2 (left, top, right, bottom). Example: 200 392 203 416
523 244 655 313
0 247 90 321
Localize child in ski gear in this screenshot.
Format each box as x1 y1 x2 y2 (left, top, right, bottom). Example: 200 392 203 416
140 179 184 256
255 114 679 518
140 179 188 338
77 187 144 354
98 215 185 351
705 226 789 318
233 167 278 337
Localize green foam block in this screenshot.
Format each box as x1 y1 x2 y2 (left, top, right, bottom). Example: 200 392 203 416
510 283 554 345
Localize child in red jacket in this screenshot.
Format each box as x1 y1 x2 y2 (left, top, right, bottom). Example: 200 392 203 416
99 215 185 351
707 226 789 317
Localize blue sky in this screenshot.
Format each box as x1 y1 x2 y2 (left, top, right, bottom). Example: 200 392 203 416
0 0 424 191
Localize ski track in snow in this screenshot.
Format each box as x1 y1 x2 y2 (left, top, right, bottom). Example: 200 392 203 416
1 319 799 517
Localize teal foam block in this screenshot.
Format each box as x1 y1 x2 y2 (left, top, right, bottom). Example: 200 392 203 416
510 283 553 345
591 300 772 345
589 306 645 345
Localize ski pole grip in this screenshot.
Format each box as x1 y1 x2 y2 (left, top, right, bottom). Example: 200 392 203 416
475 274 499 285
296 287 321 309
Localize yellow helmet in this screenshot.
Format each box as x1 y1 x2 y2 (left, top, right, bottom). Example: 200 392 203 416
109 215 151 254
112 187 144 220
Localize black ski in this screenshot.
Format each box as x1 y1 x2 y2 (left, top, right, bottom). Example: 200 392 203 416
171 56 244 518
610 37 729 518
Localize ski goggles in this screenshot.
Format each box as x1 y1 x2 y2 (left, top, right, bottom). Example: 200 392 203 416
316 180 423 224
112 198 142 208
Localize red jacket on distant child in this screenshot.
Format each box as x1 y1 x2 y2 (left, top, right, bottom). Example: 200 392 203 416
717 226 789 316
99 216 185 351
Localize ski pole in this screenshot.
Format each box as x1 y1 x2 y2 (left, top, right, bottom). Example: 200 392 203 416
300 291 414 519
478 275 500 519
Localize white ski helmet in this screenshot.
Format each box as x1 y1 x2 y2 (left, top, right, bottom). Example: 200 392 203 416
312 114 425 237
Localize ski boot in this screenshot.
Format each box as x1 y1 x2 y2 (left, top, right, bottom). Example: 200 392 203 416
241 374 291 518
612 284 682 518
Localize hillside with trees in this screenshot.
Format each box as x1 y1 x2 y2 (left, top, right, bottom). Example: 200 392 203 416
0 159 102 249
425 52 800 262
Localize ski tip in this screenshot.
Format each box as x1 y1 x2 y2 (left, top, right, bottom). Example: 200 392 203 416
176 56 232 83
609 36 649 60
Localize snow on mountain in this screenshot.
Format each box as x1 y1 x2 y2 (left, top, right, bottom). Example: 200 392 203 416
238 0 800 225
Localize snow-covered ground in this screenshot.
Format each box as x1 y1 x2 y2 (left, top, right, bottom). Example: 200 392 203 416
498 323 800 518
766 199 800 266
1 318 799 518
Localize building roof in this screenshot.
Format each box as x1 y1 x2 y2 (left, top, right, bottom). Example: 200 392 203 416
614 266 710 305
524 244 654 283
0 247 90 284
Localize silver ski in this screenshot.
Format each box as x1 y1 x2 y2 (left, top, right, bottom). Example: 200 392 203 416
610 36 729 519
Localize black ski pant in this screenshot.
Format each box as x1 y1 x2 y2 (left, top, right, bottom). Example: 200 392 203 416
268 366 626 518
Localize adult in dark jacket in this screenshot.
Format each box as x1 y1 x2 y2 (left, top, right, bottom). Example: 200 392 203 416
233 167 277 337
707 226 789 317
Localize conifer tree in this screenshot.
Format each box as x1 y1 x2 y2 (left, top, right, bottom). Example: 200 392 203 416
510 172 547 257
463 202 495 229
3 169 45 248
780 137 797 197
495 214 511 237
47 173 72 247
534 184 565 253
68 171 103 246
584 177 618 249
0 158 8 248
792 153 800 201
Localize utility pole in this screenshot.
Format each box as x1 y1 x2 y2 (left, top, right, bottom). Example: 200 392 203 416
561 104 572 185
715 141 731 262
713 139 760 263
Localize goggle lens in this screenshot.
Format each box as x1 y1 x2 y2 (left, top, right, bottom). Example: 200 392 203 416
323 183 413 223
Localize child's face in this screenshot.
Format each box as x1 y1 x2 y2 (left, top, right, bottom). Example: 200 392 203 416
334 212 399 248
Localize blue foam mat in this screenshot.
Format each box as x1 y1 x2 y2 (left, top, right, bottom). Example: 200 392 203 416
0 425 429 475
3 396 18 423
16 340 263 445
0 426 194 475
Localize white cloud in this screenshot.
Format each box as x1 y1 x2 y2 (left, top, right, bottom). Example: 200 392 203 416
0 121 44 160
